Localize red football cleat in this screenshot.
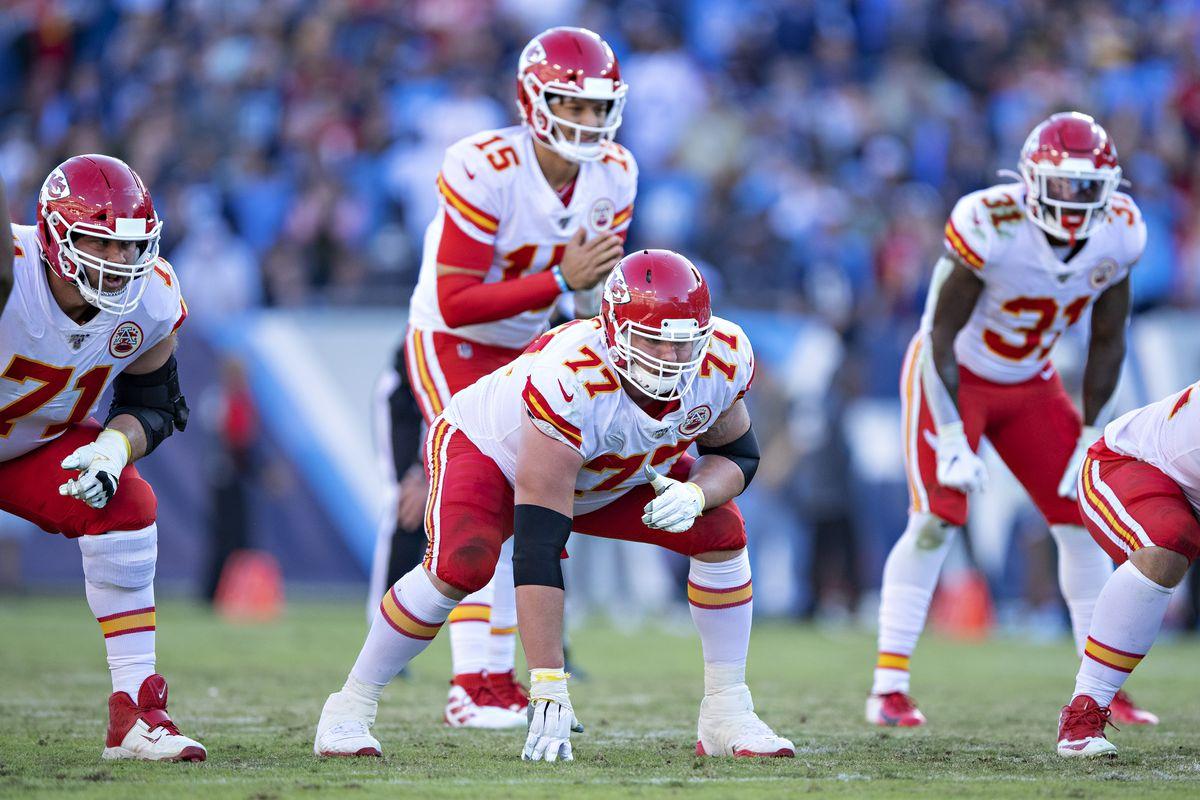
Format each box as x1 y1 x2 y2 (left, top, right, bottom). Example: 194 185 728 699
486 670 529 713
1057 694 1118 757
1109 690 1158 726
444 673 525 729
865 692 927 727
103 674 206 762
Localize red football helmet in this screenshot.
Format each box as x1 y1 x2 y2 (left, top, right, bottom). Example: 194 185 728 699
37 154 162 314
1018 112 1121 244
516 27 627 163
600 250 713 401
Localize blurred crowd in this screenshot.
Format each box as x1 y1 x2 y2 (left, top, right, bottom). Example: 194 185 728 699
2 0 1199 321
3 0 1200 624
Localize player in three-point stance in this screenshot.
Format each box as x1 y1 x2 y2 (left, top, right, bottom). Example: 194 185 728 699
316 250 793 761
368 26 634 730
1056 381 1200 756
867 112 1156 727
0 155 200 760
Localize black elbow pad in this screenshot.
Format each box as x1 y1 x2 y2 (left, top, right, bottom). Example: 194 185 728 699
697 425 760 488
512 504 573 589
106 354 189 456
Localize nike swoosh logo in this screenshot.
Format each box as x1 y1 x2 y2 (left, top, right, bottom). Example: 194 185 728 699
141 731 165 744
464 166 476 180
558 381 574 403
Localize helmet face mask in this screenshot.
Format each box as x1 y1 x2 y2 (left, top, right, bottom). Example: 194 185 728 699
517 27 627 163
37 155 162 315
49 217 160 314
1018 112 1121 245
611 317 712 401
600 250 714 402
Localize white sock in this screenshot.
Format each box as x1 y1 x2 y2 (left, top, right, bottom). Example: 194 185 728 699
448 581 493 676
687 551 752 694
350 567 458 686
80 526 159 699
1050 524 1114 656
873 513 957 695
86 579 156 699
1073 560 1174 707
487 538 518 674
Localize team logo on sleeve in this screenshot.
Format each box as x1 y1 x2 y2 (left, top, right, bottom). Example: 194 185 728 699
1090 259 1117 289
589 198 615 232
678 404 713 437
109 322 144 358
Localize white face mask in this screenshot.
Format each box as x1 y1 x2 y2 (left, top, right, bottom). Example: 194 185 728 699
48 213 162 314
610 318 713 401
522 77 627 162
1021 158 1121 244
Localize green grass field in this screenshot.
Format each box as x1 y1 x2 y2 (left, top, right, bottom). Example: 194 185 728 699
2 596 1199 799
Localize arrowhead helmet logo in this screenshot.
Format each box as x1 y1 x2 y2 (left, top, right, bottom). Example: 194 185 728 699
41 167 70 202
603 269 631 305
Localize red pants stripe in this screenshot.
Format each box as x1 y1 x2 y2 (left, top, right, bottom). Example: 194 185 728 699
404 327 524 426
1077 439 1200 564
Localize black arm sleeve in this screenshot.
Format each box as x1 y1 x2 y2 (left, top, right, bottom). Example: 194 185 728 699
106 354 189 456
696 424 760 489
388 344 425 479
512 504 573 589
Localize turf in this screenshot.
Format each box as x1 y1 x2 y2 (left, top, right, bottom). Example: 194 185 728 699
1 596 1199 799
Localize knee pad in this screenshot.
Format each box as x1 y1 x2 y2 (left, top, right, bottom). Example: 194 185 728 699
79 524 158 590
904 512 957 551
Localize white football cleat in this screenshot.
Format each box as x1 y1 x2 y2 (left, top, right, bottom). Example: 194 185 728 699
314 690 382 757
695 684 794 758
444 675 526 729
102 674 206 762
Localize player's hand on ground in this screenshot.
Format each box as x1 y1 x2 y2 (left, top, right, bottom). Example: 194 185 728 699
522 670 580 763
396 465 429 530
642 466 705 533
1057 425 1101 500
558 227 623 290
933 421 988 494
58 429 130 509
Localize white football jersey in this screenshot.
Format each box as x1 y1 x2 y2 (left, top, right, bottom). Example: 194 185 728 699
443 315 753 515
0 224 186 462
923 184 1146 384
1104 381 1200 517
408 125 638 349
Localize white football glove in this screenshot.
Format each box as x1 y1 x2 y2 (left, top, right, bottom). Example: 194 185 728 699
933 421 987 494
642 466 705 533
1057 425 1102 500
522 670 581 763
58 429 130 509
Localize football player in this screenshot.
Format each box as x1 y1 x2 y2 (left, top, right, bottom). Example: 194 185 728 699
867 112 1156 727
1056 381 1200 756
0 156 201 760
372 26 635 729
315 250 793 761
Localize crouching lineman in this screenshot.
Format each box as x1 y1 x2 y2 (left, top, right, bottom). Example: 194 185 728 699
315 250 793 761
867 112 1155 727
0 156 201 760
1056 381 1200 756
